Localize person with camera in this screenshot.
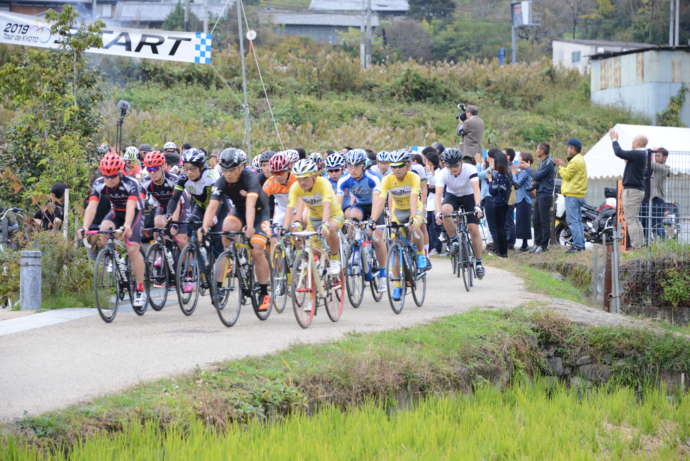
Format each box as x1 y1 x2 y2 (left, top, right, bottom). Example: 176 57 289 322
457 104 484 158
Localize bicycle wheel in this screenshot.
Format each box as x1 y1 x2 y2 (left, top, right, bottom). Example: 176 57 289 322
451 249 458 276
125 251 147 316
365 244 383 302
460 234 471 292
345 245 365 308
291 251 316 329
212 249 241 327
175 244 200 316
410 251 427 307
93 248 119 323
464 235 475 288
145 243 168 311
270 244 289 314
323 254 344 322
385 242 406 314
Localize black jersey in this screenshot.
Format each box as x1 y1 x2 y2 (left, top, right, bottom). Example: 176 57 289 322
141 172 178 210
88 175 143 216
211 169 269 217
166 168 219 216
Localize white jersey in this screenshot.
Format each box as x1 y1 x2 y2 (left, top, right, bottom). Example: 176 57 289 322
411 163 428 181
369 164 391 178
437 164 478 197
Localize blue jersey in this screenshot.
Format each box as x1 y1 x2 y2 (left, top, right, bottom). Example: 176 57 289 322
336 171 381 208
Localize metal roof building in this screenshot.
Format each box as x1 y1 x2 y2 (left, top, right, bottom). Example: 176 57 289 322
309 0 408 14
113 1 230 26
266 11 379 45
552 39 650 74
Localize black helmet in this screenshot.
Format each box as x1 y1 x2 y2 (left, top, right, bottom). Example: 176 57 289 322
258 150 275 164
432 142 446 154
441 148 462 165
182 148 206 169
219 148 247 170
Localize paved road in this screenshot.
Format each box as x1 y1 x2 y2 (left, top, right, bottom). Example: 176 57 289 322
0 259 536 421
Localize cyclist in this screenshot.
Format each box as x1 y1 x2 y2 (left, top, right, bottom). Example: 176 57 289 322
325 153 346 192
141 151 185 247
434 148 486 279
78 153 147 308
163 142 181 175
369 151 391 178
308 153 326 175
165 148 222 255
122 146 143 180
337 149 386 287
256 151 274 185
370 150 427 301
202 148 272 311
263 151 296 229
285 149 300 169
283 158 344 275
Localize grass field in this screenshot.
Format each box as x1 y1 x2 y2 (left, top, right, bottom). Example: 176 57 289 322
5 379 689 460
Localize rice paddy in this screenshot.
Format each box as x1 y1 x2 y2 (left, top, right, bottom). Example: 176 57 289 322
5 379 689 460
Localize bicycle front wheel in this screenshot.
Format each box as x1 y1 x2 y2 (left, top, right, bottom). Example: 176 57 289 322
410 253 427 307
93 248 119 323
460 236 471 292
324 254 344 322
175 244 200 316
365 244 383 302
463 234 474 288
291 251 316 329
345 245 365 308
270 244 289 314
212 250 241 327
145 243 169 311
385 242 406 314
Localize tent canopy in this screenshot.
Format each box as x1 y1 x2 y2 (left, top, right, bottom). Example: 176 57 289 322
584 124 690 179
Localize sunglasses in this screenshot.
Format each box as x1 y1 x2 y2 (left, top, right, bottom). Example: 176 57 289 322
221 165 242 172
103 174 118 179
146 166 161 173
328 169 342 173
391 164 407 169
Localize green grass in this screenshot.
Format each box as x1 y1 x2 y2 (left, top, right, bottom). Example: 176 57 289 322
41 293 95 310
6 379 689 460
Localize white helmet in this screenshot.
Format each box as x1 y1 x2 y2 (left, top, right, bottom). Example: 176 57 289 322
292 158 319 178
123 146 139 162
163 141 178 151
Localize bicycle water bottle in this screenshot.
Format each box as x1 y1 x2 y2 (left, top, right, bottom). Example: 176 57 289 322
238 250 247 266
200 246 209 267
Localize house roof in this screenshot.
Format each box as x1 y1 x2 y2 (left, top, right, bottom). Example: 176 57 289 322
589 45 690 61
553 38 651 49
309 0 408 12
267 11 379 27
584 124 690 179
113 1 230 22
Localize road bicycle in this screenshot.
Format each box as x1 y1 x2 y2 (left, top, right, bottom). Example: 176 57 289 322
341 220 384 308
442 211 476 292
143 223 182 311
212 231 272 327
384 221 427 314
269 226 298 314
89 229 147 323
290 231 344 329
175 221 220 316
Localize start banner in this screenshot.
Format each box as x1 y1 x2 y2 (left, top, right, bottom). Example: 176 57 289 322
0 11 212 64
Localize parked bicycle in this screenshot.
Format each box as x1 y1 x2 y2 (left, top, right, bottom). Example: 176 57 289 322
442 211 476 292
212 231 272 327
290 231 344 329
384 221 427 314
342 220 384 307
89 229 147 323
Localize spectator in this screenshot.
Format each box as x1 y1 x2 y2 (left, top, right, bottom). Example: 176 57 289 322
610 130 647 249
528 142 556 253
460 105 484 157
487 152 511 258
476 149 500 249
641 147 671 240
554 139 588 253
424 149 442 255
513 152 534 252
33 182 66 231
504 148 517 250
208 151 219 169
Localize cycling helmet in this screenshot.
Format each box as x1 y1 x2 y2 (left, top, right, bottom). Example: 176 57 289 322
219 148 247 170
325 153 346 170
99 152 123 176
143 151 166 168
123 146 139 162
251 155 261 170
284 149 300 165
181 148 206 169
441 148 463 165
96 143 110 157
269 151 290 173
138 143 153 153
259 150 274 164
292 158 319 178
163 141 178 152
388 149 410 165
308 152 325 169
376 151 391 162
346 149 367 166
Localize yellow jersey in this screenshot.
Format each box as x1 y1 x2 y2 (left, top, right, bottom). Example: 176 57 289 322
376 171 422 211
287 176 344 218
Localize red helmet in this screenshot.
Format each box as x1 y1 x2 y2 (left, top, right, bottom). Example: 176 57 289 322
99 152 123 176
269 151 290 174
143 151 166 168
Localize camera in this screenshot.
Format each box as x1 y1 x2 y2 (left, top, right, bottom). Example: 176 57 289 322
117 100 131 117
455 103 467 122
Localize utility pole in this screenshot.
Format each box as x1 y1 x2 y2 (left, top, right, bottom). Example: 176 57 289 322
365 0 372 68
237 0 251 152
203 0 209 33
184 0 190 31
359 0 366 69
669 0 680 47
511 25 517 64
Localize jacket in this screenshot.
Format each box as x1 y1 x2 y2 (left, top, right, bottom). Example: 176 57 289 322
612 141 646 190
513 169 533 205
489 172 511 207
529 156 555 197
461 116 484 157
558 153 588 198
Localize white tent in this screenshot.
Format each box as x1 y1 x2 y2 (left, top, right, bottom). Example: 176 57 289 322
584 124 690 178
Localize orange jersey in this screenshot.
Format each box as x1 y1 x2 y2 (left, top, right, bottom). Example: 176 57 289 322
263 173 296 223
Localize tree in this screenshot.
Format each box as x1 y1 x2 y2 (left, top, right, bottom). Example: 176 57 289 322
0 7 104 205
409 0 456 22
383 19 433 62
162 1 203 32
